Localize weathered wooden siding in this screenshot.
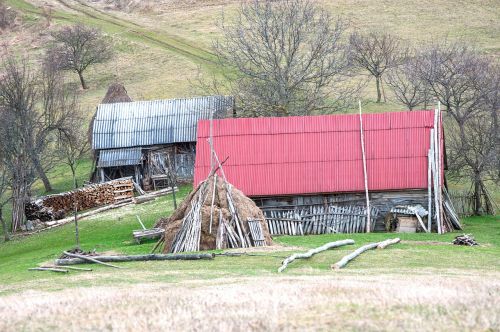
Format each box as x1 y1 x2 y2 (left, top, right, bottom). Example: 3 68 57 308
254 190 429 232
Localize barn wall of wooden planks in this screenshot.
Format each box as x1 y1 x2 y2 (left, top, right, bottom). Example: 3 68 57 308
254 190 429 233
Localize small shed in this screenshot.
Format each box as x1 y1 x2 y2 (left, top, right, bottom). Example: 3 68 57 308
92 95 234 189
194 110 455 232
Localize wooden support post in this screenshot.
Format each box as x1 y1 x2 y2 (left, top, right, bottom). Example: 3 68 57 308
358 101 371 233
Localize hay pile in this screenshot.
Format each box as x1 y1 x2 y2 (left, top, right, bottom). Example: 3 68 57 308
101 83 133 104
156 174 272 253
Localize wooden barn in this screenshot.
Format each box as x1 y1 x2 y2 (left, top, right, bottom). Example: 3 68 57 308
92 95 234 190
193 110 460 234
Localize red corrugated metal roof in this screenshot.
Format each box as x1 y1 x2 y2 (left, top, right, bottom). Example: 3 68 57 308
194 110 443 197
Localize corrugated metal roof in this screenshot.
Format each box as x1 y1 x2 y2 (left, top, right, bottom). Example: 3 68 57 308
92 96 234 150
193 110 444 196
98 148 143 168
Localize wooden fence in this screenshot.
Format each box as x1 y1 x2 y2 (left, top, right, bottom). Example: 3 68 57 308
448 191 495 216
263 205 379 236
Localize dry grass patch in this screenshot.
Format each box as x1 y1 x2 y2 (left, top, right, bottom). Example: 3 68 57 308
0 273 498 331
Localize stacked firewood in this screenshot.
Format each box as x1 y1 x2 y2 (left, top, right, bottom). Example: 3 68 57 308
452 234 478 246
25 178 134 222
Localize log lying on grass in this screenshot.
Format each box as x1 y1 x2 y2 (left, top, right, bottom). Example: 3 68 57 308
331 238 400 270
63 251 122 269
278 239 355 273
55 253 215 266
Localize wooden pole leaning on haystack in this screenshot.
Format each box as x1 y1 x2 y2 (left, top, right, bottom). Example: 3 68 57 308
358 101 371 233
278 240 355 273
331 238 400 270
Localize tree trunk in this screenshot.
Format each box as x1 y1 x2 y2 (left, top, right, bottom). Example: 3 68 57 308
0 207 10 242
11 184 26 232
473 174 482 215
77 71 88 89
375 76 382 103
32 155 52 192
72 169 80 249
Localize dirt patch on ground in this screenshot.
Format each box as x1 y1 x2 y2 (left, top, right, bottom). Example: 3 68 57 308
0 273 498 331
401 240 452 246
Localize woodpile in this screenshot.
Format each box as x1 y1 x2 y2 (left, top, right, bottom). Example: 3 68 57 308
156 174 272 253
25 178 134 222
452 234 478 246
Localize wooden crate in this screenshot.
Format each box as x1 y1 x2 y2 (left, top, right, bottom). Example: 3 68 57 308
396 216 417 233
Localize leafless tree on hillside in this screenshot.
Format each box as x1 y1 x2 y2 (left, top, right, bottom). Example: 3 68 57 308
0 164 11 241
213 0 357 117
0 1 16 30
349 32 407 103
0 56 80 231
58 119 90 249
385 55 431 110
417 41 499 214
46 24 114 89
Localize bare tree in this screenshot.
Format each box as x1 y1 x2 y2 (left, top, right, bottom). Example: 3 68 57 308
213 0 356 117
58 119 90 249
417 41 498 214
0 1 16 30
47 24 113 89
0 56 79 231
349 32 407 103
385 55 430 110
0 164 11 242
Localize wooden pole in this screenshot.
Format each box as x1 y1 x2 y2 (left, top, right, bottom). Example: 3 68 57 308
433 109 442 234
29 267 69 273
427 129 433 232
358 101 371 233
278 239 354 272
437 101 444 232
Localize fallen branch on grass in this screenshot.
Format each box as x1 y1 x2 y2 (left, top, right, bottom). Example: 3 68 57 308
41 265 92 272
56 253 215 266
29 267 69 273
62 251 122 269
278 239 355 273
331 238 400 270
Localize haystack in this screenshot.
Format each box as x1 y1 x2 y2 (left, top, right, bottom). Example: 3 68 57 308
101 83 133 104
156 174 272 253
89 83 133 160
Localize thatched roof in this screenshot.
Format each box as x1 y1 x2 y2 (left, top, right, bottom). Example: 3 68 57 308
101 83 132 104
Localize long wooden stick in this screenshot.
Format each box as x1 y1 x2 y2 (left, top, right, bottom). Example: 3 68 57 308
62 251 122 269
358 101 371 233
331 238 400 269
29 267 68 273
56 253 214 266
278 239 355 272
41 265 92 271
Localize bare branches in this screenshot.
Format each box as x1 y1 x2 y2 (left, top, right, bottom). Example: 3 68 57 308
349 32 407 103
0 55 82 231
46 24 114 89
385 55 431 110
213 0 356 116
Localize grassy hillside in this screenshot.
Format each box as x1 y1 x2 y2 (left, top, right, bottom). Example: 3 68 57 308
2 0 499 116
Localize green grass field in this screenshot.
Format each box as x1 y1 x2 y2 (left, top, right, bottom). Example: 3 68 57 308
0 2 498 329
